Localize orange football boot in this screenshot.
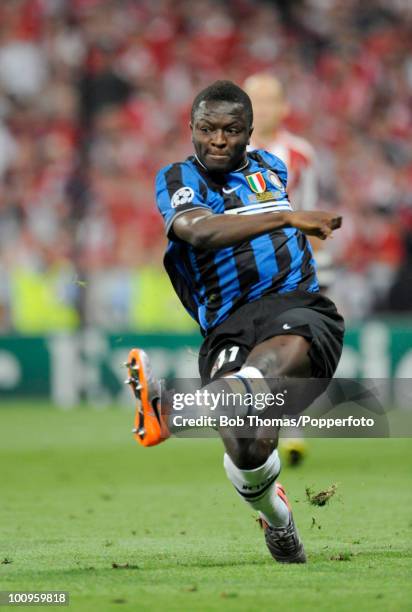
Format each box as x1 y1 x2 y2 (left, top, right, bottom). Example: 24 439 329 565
125 348 170 447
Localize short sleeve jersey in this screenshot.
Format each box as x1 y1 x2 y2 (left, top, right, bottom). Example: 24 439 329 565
156 149 318 335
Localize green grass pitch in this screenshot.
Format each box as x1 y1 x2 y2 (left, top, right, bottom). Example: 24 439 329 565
0 404 411 611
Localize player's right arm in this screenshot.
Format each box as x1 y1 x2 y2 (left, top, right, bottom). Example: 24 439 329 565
173 209 342 250
155 161 341 250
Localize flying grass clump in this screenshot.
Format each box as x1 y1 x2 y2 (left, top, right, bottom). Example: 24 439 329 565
330 551 353 561
306 483 338 506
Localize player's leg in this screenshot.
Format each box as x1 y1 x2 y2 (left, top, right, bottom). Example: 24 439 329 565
125 337 310 562
221 334 314 563
124 341 307 563
125 335 315 451
221 334 312 466
125 348 253 446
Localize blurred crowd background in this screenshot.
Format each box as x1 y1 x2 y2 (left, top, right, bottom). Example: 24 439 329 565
0 0 411 334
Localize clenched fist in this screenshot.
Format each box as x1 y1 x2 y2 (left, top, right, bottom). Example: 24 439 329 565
284 211 342 240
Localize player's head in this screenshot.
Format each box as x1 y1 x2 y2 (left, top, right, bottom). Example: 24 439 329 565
190 80 253 173
243 73 289 135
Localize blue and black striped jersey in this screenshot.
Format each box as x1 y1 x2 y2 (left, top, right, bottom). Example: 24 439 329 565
156 149 319 334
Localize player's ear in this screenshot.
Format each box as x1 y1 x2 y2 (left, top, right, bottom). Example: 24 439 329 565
189 121 194 142
247 126 254 145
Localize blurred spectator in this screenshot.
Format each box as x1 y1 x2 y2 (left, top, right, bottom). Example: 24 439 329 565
0 0 411 332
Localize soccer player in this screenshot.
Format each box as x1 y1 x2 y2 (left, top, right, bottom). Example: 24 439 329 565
125 81 344 563
244 73 317 212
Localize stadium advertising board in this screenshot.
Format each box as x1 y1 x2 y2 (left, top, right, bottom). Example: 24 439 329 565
0 321 412 406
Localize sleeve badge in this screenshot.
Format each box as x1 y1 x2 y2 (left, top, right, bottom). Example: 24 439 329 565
171 187 195 208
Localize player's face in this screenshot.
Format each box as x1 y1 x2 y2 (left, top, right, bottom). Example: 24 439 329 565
251 93 284 132
190 101 253 173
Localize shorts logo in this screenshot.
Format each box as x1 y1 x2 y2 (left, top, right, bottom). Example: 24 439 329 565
171 186 195 208
246 172 266 194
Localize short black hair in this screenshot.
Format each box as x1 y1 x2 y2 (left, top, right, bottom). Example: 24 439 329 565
191 80 253 127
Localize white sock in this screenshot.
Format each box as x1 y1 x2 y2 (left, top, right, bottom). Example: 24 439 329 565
225 366 272 409
223 449 290 528
227 366 263 379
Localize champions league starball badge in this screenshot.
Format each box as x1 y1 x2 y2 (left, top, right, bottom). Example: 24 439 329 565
171 186 195 208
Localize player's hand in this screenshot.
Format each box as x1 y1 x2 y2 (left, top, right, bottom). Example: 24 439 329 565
286 211 342 240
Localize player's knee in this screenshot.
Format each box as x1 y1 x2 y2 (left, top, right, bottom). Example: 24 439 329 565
245 337 311 378
244 351 281 379
226 438 276 469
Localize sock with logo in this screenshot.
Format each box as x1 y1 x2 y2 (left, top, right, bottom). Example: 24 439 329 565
223 449 290 528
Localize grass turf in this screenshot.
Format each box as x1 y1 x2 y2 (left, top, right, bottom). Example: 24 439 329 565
0 404 411 611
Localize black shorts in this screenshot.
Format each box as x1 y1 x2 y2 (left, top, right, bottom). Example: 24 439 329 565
198 291 345 385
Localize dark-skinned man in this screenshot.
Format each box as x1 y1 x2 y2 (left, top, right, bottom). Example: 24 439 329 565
125 81 344 564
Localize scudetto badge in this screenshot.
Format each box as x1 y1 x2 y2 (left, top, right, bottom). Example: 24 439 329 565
246 172 266 194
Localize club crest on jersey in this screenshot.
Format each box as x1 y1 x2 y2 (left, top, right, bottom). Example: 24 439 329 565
246 172 266 194
171 186 194 208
